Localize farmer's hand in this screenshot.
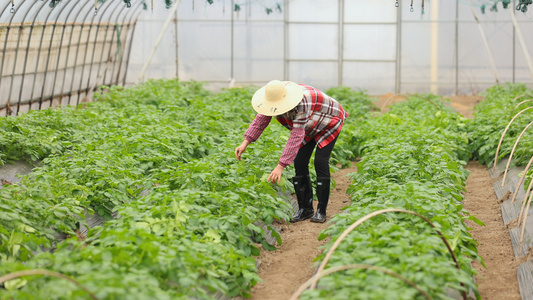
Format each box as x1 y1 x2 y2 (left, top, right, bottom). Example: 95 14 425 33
267 164 285 183
235 140 250 161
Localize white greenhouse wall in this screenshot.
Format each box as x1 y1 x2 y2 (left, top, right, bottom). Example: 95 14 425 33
128 0 533 96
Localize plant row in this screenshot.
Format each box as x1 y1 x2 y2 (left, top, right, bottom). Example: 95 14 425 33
468 83 533 167
0 80 373 299
302 95 482 299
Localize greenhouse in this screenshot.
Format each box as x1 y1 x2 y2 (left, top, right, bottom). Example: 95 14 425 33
1 0 533 299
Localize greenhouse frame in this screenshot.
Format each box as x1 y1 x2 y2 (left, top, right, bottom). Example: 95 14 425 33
1 0 533 116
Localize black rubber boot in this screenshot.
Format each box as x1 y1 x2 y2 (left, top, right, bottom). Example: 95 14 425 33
290 175 314 223
310 177 330 223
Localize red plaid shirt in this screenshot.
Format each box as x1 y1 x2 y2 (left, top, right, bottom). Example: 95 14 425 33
244 84 348 167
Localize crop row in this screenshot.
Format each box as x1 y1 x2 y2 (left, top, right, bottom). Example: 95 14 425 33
468 83 533 167
301 95 482 299
0 80 373 299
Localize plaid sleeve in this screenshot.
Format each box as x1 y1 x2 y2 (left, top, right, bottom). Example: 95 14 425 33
244 114 272 143
278 127 305 167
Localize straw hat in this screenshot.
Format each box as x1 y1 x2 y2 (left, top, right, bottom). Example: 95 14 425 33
251 80 303 116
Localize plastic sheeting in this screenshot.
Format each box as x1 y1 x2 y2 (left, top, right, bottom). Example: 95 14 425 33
129 0 533 95
2 1 533 116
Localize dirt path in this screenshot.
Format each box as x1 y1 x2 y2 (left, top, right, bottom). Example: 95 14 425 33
250 165 355 300
462 162 521 299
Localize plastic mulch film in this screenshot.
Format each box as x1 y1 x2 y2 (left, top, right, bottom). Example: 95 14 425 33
509 222 533 257
0 160 37 188
493 165 526 200
518 260 533 300
498 166 528 225
490 157 510 179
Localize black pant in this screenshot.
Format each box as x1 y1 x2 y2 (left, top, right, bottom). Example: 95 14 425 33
293 137 338 178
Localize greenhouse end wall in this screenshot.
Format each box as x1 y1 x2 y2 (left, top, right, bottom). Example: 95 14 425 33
1 1 533 116
130 0 533 96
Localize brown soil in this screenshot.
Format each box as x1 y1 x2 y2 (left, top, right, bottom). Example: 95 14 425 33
462 162 521 300
250 164 355 300
250 95 520 300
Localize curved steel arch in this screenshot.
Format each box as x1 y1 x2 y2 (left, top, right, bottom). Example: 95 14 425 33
0 0 30 116
36 0 79 111
59 1 94 106
115 2 145 86
48 0 83 107
17 1 70 113
82 1 126 102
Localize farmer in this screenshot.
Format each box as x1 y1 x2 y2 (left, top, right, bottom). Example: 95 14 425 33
235 80 347 223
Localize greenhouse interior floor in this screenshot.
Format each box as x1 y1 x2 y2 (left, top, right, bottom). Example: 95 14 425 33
249 94 522 300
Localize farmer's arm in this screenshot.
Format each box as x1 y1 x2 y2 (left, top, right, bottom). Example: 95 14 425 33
235 114 272 160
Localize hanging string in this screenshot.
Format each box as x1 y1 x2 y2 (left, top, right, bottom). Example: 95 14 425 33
410 0 414 11
10 0 15 13
94 0 98 15
395 0 399 7
422 0 425 14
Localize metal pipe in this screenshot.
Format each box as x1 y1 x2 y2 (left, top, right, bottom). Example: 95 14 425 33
0 1 17 116
27 0 57 111
230 0 234 84
455 0 459 95
469 3 500 83
38 1 73 111
6 0 30 115
510 2 533 81
14 0 44 115
175 5 179 80
395 0 402 94
115 3 143 86
283 0 288 80
49 1 79 108
338 0 344 86
59 1 93 107
75 1 110 105
82 1 121 103
121 5 144 86
137 0 182 83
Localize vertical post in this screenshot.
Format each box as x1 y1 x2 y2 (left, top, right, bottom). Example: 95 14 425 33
513 16 515 83
283 0 288 81
175 6 179 80
510 3 533 81
394 0 402 94
430 0 439 94
455 0 459 95
337 0 343 86
230 0 234 85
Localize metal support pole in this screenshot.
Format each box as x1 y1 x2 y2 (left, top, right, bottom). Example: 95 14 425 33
14 0 42 115
230 0 234 85
469 3 500 83
284 0 289 81
60 1 92 107
430 0 439 94
338 0 344 86
49 1 79 107
137 0 182 83
510 3 533 81
394 0 402 94
122 5 144 86
455 0 459 95
9 0 31 115
174 7 179 80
